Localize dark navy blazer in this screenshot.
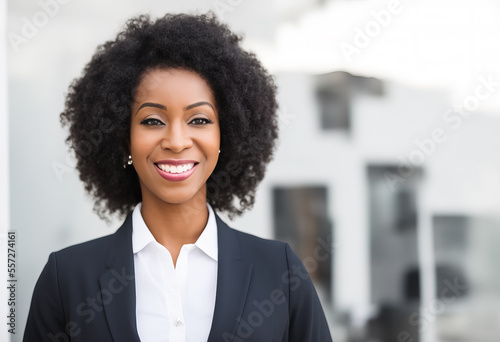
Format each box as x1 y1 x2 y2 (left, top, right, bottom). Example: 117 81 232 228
23 211 332 341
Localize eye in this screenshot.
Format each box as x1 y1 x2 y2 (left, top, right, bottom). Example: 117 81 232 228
190 118 213 125
140 118 165 126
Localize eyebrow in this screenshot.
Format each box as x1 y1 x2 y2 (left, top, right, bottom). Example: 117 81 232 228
185 101 215 111
135 102 167 115
135 101 216 115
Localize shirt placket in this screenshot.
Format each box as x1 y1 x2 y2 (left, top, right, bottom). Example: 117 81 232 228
159 244 186 342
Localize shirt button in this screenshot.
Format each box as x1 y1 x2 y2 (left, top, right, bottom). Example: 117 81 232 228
174 318 183 327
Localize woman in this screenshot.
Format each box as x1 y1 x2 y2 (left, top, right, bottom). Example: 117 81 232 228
23 13 332 342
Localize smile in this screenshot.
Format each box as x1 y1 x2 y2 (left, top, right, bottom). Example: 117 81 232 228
154 162 199 182
156 163 195 174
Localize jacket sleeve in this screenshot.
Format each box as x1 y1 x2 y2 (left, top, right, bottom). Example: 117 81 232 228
284 243 333 342
23 252 67 342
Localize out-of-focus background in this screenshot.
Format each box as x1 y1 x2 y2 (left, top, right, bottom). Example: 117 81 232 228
2 0 500 341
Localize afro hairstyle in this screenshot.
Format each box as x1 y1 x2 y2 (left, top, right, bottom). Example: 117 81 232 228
60 12 279 220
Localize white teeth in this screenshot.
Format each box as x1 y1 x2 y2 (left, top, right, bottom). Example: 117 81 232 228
157 163 195 173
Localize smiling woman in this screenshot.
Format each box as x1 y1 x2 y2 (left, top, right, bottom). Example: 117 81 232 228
23 13 332 342
129 68 221 266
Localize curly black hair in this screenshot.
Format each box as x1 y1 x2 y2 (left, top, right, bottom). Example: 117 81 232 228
60 12 279 221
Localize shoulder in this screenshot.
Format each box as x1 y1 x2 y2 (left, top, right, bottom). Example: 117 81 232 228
230 226 286 251
52 212 132 264
47 216 131 277
219 220 299 272
224 222 287 252
41 234 115 283
53 232 115 262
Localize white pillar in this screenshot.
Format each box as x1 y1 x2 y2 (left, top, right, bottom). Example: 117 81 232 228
418 182 437 342
0 0 11 340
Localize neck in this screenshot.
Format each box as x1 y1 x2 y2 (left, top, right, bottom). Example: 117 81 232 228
140 191 209 250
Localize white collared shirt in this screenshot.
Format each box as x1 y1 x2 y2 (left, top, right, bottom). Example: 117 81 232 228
132 202 218 342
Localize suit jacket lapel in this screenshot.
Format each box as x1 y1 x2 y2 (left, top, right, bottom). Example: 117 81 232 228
99 212 141 342
98 210 253 342
208 214 254 342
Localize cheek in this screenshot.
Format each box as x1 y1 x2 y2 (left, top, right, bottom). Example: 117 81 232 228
209 135 221 170
208 128 221 157
130 128 159 158
195 130 220 170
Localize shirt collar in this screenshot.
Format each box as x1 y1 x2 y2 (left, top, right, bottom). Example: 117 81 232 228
132 202 218 261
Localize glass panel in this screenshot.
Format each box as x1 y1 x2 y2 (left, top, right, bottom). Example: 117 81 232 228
433 215 500 342
273 185 332 302
367 165 423 342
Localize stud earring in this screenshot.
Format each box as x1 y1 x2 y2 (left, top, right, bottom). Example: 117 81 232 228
123 155 133 168
219 149 220 153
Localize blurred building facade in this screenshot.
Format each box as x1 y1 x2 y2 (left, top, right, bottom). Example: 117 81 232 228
252 70 500 342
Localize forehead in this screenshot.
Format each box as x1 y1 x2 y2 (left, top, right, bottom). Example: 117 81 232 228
135 68 215 102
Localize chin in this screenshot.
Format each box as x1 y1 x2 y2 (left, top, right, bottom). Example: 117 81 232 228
157 189 204 206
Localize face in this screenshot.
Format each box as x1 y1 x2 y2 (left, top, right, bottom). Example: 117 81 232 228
129 68 220 207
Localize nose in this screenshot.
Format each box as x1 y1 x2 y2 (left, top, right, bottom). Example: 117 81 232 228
160 122 193 153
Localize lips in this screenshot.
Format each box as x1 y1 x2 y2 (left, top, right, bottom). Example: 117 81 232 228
156 163 195 174
154 160 199 182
